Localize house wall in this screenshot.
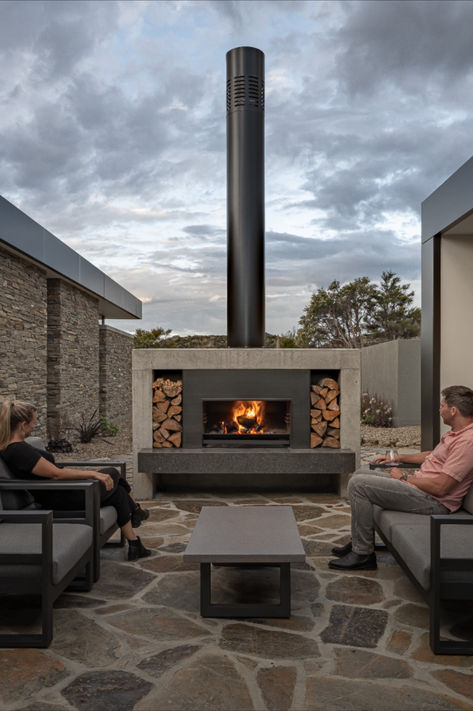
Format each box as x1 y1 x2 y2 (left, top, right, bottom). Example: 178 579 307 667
0 245 48 440
99 324 133 434
439 235 473 435
1 245 133 443
47 279 100 437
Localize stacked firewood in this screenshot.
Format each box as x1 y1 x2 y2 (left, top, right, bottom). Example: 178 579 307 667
152 377 183 448
310 377 340 449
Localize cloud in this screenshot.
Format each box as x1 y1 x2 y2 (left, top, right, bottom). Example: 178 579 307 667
1 0 470 336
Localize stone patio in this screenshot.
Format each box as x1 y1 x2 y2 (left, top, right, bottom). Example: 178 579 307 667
2 486 473 710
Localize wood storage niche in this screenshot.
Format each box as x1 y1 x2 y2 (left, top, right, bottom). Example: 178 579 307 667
152 371 183 448
309 373 340 449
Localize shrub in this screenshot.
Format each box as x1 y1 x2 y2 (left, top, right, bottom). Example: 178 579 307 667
75 410 102 443
98 416 119 437
361 392 393 427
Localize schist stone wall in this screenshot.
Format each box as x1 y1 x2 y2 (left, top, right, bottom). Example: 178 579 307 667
47 278 100 436
0 247 48 439
99 325 133 432
0 244 133 441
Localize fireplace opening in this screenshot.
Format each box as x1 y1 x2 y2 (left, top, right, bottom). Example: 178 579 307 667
203 400 290 447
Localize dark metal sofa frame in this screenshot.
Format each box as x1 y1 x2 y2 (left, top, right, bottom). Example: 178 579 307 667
0 444 126 581
0 480 95 648
55 459 126 581
375 514 473 655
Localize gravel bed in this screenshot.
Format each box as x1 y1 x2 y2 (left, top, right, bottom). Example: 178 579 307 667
361 424 421 447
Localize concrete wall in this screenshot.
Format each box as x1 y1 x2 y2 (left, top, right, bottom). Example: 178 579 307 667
99 324 133 434
361 339 420 427
0 245 48 440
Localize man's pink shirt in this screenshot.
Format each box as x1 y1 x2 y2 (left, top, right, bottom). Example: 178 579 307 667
415 422 473 511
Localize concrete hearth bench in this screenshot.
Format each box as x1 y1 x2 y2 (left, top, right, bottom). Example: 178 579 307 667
373 482 473 655
138 448 356 494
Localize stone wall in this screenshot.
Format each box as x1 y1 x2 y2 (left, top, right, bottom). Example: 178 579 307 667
47 279 100 438
0 246 48 440
99 324 133 434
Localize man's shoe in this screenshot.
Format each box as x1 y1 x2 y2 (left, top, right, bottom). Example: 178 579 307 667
128 536 152 561
331 540 352 557
328 551 377 571
131 504 150 528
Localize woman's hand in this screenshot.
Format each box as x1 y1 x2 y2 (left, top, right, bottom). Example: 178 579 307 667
94 472 114 491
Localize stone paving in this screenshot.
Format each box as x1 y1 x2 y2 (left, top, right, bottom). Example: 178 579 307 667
2 483 473 711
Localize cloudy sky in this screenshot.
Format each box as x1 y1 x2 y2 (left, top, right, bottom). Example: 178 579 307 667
2 0 473 335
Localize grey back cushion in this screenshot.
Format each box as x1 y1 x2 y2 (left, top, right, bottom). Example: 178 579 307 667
0 448 36 511
25 436 47 450
462 481 473 514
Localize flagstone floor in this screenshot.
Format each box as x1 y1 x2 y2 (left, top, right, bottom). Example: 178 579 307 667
2 488 473 711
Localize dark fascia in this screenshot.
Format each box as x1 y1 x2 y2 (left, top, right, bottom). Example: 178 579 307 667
0 195 141 320
421 155 473 243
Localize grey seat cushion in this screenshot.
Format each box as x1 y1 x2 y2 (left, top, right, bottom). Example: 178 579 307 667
383 518 473 590
0 523 92 585
373 506 428 538
100 506 117 534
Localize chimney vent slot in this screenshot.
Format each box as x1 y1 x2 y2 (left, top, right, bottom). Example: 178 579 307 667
227 75 264 112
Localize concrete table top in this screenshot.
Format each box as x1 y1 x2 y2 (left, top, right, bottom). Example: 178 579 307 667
183 506 306 564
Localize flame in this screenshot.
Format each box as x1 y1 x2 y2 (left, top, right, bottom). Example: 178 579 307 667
229 400 265 434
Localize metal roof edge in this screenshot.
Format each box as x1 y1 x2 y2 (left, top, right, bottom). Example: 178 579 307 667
421 156 473 242
0 195 142 320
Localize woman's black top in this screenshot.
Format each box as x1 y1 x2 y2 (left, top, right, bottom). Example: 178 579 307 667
1 441 55 479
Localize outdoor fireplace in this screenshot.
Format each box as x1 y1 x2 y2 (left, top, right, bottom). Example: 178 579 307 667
132 47 359 498
203 399 290 447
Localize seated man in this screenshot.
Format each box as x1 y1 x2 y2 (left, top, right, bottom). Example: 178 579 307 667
329 385 473 571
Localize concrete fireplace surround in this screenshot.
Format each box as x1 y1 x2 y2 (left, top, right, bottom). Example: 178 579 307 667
133 348 360 499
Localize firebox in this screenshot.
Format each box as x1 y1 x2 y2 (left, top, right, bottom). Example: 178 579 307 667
203 399 290 447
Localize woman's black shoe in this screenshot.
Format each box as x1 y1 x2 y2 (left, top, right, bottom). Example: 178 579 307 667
131 504 150 528
128 536 152 561
331 540 352 557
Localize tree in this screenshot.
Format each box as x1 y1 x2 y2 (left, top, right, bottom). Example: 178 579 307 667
297 278 377 348
366 271 420 342
133 327 171 349
296 272 420 348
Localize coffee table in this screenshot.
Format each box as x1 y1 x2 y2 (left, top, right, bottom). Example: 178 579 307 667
183 506 305 618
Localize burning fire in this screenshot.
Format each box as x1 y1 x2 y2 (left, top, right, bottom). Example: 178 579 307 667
229 400 265 434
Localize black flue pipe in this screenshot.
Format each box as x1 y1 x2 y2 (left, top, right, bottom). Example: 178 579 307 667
226 46 265 348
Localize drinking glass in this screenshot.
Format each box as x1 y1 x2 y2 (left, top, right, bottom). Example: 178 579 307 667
385 448 398 464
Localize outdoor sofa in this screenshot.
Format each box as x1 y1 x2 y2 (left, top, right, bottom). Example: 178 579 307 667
0 478 95 647
24 436 125 581
373 481 473 655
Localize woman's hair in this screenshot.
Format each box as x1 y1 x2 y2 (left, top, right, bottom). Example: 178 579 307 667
0 400 36 451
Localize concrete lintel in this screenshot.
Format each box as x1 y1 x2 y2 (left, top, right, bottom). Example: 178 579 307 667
132 348 360 371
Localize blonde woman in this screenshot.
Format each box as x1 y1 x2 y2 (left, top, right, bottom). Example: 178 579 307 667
0 400 151 561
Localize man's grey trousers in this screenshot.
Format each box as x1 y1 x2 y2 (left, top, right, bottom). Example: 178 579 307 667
348 468 449 555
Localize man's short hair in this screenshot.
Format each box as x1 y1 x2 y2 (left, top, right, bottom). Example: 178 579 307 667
441 385 473 417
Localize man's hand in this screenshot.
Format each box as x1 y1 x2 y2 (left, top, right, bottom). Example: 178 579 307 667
371 454 399 465
389 467 404 480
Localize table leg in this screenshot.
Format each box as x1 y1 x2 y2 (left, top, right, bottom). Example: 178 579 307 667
199 562 291 618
